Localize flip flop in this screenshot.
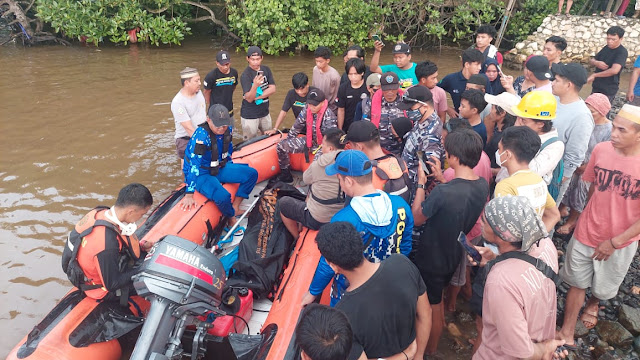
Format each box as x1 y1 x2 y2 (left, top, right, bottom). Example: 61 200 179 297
563 343 579 351
580 308 598 329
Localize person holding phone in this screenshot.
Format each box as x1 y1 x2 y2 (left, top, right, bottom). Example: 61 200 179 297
411 128 489 356
369 39 418 90
240 46 277 140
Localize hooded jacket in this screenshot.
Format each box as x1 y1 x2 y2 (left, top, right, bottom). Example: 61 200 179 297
309 191 414 306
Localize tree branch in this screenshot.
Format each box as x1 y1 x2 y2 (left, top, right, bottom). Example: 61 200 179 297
181 0 239 40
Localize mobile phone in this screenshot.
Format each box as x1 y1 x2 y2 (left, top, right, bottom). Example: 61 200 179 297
257 70 264 77
372 34 384 46
496 64 505 77
458 232 482 262
416 151 431 175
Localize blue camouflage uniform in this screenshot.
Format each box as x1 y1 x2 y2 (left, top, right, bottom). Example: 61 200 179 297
183 125 258 217
402 111 444 186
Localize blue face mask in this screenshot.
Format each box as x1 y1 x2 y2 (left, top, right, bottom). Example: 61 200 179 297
407 108 422 122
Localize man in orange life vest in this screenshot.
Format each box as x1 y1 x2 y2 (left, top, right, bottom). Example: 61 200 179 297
361 72 406 156
276 88 338 183
344 120 412 204
73 183 153 301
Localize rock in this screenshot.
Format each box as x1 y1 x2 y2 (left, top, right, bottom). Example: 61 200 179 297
597 351 621 360
619 304 640 336
515 42 525 50
575 320 591 338
634 336 640 352
594 339 610 358
632 286 640 295
596 320 634 348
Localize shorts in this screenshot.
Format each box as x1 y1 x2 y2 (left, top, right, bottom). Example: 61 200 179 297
560 235 638 300
241 114 272 140
279 196 325 230
420 270 455 305
175 136 190 159
631 96 640 106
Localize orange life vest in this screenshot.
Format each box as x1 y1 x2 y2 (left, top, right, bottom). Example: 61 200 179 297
371 154 411 203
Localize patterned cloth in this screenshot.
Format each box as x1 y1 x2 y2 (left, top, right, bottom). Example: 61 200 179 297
362 96 406 156
401 111 444 185
513 75 535 98
277 105 336 170
483 195 548 252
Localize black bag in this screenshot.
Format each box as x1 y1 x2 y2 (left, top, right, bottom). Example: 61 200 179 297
226 182 307 299
470 250 561 316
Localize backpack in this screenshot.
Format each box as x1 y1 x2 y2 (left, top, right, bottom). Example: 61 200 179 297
470 250 561 316
540 137 564 201
61 206 119 291
371 154 412 204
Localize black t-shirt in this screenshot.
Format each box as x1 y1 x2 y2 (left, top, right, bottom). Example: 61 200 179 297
592 45 628 96
240 65 276 119
340 66 373 85
337 254 426 360
336 81 369 131
203 68 238 113
281 88 310 119
415 178 489 276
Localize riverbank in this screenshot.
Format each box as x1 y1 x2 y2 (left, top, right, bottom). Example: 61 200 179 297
504 15 640 70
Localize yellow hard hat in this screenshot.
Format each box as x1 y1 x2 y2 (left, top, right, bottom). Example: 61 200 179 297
511 91 557 120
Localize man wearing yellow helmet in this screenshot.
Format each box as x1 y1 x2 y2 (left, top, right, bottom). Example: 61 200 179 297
495 92 564 195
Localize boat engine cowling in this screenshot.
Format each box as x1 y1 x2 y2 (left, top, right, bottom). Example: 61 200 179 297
133 235 226 307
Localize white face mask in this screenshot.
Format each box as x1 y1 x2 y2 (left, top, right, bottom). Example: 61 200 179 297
495 149 508 167
105 207 138 236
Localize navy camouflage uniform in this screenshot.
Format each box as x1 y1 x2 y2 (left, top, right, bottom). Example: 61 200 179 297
402 111 444 186
276 105 338 171
362 97 406 156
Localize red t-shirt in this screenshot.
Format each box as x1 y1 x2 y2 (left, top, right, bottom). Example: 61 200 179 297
473 237 559 359
575 141 640 249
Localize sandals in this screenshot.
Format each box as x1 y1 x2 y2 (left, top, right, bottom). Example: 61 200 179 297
580 307 599 329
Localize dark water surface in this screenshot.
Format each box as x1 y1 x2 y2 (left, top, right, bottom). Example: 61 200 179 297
0 37 631 356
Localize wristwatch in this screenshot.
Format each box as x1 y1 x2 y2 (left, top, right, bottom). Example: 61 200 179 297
417 183 426 190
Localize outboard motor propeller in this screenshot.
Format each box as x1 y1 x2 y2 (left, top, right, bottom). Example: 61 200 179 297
130 235 227 360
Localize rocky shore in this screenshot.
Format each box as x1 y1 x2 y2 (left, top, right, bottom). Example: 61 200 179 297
503 15 640 70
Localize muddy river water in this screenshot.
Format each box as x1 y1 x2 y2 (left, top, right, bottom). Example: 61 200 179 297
0 37 632 356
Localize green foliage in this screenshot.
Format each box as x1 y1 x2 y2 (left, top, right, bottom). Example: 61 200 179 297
504 0 556 43
36 0 191 46
448 0 504 42
226 0 382 55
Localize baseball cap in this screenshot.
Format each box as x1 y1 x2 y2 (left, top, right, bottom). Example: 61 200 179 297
247 46 262 57
397 85 433 110
551 63 587 88
325 150 373 177
525 56 552 81
484 92 521 116
467 74 488 87
208 104 233 127
307 89 326 106
366 73 382 87
392 43 411 55
344 121 380 143
380 72 400 91
216 50 231 65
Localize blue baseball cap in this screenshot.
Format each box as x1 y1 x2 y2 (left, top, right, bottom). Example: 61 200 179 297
325 150 373 177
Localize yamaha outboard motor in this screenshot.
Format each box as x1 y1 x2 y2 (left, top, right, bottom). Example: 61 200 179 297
131 235 226 360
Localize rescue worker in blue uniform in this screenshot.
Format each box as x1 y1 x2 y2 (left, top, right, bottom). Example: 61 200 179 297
181 104 258 225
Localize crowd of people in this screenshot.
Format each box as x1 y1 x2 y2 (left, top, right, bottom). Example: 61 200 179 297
64 21 640 360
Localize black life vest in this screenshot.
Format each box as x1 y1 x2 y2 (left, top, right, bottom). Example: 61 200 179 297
196 123 232 176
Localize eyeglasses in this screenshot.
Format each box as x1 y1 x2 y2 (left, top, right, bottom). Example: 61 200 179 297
401 93 428 106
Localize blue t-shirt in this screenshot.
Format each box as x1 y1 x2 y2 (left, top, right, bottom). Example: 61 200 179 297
380 63 418 90
472 121 487 147
634 56 640 96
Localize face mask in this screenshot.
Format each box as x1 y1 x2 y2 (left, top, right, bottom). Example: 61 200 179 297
407 108 422 122
105 207 138 236
495 149 508 167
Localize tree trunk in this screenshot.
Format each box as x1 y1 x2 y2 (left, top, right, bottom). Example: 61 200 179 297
1 0 69 45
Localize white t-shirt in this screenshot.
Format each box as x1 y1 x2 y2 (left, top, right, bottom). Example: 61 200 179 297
171 90 206 138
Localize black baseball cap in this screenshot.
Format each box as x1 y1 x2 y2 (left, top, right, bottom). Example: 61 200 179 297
216 50 230 64
526 55 552 81
380 72 400 91
208 104 233 127
468 74 488 87
392 43 411 55
307 89 326 106
397 85 433 110
344 121 380 143
551 63 587 87
247 46 262 57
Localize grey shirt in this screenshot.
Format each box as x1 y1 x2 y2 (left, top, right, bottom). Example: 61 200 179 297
171 90 207 138
554 99 594 178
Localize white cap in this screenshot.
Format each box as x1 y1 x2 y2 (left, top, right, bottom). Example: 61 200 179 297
484 92 521 117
